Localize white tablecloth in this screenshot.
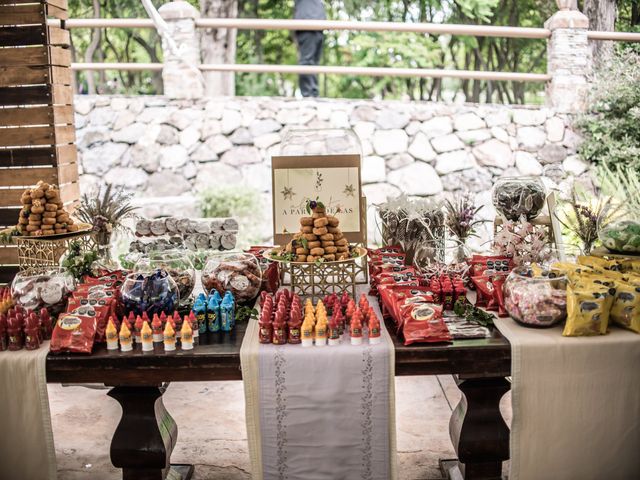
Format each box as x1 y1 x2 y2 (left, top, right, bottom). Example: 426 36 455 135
240 290 397 480
495 318 640 480
0 341 57 480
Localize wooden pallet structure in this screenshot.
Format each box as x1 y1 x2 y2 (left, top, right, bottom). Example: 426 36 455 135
0 0 80 283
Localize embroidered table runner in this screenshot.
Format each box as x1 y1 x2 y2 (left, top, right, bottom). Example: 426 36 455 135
241 290 397 480
495 318 640 480
0 341 57 480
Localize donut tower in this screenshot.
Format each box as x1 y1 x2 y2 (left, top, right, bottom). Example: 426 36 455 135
286 200 350 262
16 181 78 236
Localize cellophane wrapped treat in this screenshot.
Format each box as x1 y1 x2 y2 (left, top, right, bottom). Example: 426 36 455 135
202 252 262 304
246 246 280 294
563 282 615 336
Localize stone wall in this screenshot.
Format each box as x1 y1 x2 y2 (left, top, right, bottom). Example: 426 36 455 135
74 95 588 244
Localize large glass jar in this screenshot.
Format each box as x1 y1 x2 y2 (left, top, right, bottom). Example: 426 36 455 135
201 252 262 304
598 207 640 254
120 269 179 317
11 267 75 316
503 266 567 327
413 239 470 278
492 176 546 221
134 249 196 303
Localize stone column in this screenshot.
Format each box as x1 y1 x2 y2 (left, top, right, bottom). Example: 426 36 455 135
158 1 204 99
545 7 591 114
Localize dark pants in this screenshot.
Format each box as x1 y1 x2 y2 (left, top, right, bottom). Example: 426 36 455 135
295 30 323 97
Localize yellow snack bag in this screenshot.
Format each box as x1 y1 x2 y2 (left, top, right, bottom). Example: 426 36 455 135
610 280 640 334
563 282 614 336
577 255 622 272
550 262 594 277
621 259 640 274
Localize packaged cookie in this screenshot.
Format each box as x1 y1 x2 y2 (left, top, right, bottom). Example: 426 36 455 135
563 282 614 336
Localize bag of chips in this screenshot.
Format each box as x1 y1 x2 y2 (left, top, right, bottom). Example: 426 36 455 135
609 279 640 333
50 311 98 353
563 282 615 336
401 303 451 345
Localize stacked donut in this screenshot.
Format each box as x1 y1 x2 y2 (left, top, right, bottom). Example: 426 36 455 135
287 205 350 262
16 181 78 236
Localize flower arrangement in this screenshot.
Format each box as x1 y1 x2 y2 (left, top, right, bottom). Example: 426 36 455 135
75 185 137 257
444 194 486 244
554 186 620 255
493 219 553 266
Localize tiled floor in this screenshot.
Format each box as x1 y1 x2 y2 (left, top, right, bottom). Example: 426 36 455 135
50 376 511 480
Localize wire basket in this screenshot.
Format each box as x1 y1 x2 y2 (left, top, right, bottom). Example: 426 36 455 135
15 230 95 274
270 247 368 301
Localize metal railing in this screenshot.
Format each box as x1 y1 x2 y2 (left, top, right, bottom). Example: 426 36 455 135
50 17 640 83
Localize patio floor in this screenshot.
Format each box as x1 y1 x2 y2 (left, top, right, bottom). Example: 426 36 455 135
50 376 512 480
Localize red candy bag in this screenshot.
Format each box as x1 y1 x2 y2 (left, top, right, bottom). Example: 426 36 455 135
401 303 451 345
50 311 98 354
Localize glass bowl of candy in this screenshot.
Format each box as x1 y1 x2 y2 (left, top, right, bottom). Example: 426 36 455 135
492 176 547 221
201 252 262 304
413 239 470 278
120 269 179 317
11 267 75 316
598 210 640 254
503 265 568 327
134 249 196 303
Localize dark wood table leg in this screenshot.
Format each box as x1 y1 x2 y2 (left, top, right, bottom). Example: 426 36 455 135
446 376 510 480
108 385 194 480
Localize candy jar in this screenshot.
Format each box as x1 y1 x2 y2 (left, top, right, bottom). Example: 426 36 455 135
598 206 640 254
11 268 75 317
503 266 568 327
134 249 196 305
120 269 179 317
413 239 470 278
492 176 546 221
201 252 262 304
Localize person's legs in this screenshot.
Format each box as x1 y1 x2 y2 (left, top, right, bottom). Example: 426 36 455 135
295 31 322 97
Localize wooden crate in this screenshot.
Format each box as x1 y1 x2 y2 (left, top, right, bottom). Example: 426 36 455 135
0 0 80 284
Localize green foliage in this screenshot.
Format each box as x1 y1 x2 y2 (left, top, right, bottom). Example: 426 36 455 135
577 51 640 169
198 186 259 218
598 163 640 211
62 241 99 280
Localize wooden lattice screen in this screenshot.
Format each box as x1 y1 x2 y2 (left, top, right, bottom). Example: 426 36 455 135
0 0 79 283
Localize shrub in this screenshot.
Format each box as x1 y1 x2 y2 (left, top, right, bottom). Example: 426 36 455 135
577 51 640 170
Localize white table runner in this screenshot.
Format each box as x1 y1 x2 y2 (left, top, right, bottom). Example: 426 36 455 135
495 318 640 480
0 341 57 480
241 292 397 480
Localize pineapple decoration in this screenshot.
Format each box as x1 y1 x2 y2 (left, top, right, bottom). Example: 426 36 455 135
284 199 350 262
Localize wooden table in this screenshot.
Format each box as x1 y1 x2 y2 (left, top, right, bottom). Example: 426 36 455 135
46 321 511 480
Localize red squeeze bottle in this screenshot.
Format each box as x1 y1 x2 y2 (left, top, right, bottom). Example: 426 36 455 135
340 291 350 309
0 313 7 351
134 316 144 342
142 311 150 324
288 309 302 344
350 309 363 346
24 313 41 350
258 316 272 344
160 311 168 327
40 308 53 341
359 293 369 311
272 312 287 345
7 313 24 351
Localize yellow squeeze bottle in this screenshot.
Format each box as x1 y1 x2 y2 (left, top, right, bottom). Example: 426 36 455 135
315 318 328 347
119 322 133 352
141 321 154 352
301 318 314 347
106 318 119 351
163 322 176 352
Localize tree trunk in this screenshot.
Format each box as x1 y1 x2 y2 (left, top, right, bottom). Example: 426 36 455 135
200 0 238 96
583 0 617 69
84 0 101 94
